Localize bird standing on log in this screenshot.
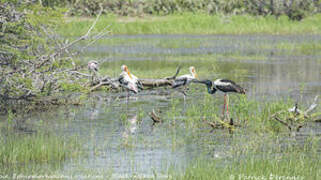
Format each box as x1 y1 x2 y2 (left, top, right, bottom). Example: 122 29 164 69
119 65 143 97
196 79 246 117
172 66 198 89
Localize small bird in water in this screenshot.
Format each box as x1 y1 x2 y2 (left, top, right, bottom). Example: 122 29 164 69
119 65 143 99
196 79 246 117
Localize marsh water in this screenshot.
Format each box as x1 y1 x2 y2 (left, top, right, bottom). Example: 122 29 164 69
4 35 321 177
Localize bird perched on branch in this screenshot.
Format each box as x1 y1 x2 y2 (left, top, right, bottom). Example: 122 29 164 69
119 65 143 96
88 60 98 73
172 66 198 89
88 60 99 83
196 79 246 117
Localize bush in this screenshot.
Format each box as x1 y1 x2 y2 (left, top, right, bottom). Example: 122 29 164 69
40 0 321 20
0 2 74 112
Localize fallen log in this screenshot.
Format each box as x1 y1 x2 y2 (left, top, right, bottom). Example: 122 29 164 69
88 66 182 91
90 76 120 92
140 79 173 88
140 66 181 88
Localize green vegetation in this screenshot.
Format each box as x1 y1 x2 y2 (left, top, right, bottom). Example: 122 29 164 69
173 150 320 179
0 134 81 166
1 0 320 178
164 92 319 134
162 94 321 179
0 2 65 111
60 13 321 36
0 110 82 174
0 2 88 112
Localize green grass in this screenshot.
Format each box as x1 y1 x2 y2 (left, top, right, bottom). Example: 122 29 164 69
59 13 321 36
0 133 81 166
161 92 320 135
172 152 320 179
170 133 321 179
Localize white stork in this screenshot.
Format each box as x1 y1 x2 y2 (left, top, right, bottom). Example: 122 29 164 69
119 65 143 98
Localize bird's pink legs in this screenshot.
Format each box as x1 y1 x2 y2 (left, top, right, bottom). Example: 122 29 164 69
222 94 226 116
226 94 229 114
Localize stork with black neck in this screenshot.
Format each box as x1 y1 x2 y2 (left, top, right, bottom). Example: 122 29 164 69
195 79 246 117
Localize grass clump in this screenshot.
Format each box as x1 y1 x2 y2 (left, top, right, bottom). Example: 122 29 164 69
173 152 320 180
0 133 81 166
172 135 320 179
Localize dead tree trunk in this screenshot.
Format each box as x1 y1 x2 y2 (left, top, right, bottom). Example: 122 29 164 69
88 66 182 91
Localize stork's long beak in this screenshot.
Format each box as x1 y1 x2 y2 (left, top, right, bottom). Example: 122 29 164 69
127 70 132 79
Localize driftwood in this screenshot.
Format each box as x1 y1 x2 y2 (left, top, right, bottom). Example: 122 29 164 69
270 96 319 135
136 66 182 88
89 76 121 92
88 66 182 91
206 117 240 133
149 109 162 124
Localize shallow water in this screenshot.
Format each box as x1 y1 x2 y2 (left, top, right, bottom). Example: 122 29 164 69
3 34 321 176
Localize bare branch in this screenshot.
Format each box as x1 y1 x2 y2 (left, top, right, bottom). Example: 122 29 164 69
69 71 92 77
305 95 319 114
83 6 103 38
165 66 181 80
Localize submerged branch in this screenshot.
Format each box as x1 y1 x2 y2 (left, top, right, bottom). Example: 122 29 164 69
149 109 161 124
305 95 319 114
270 95 320 134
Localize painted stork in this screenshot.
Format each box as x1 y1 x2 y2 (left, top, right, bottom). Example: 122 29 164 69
172 66 198 89
88 60 99 83
119 65 143 97
196 79 246 116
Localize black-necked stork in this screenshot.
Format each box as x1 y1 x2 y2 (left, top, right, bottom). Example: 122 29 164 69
196 79 246 116
118 65 143 96
172 66 198 88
